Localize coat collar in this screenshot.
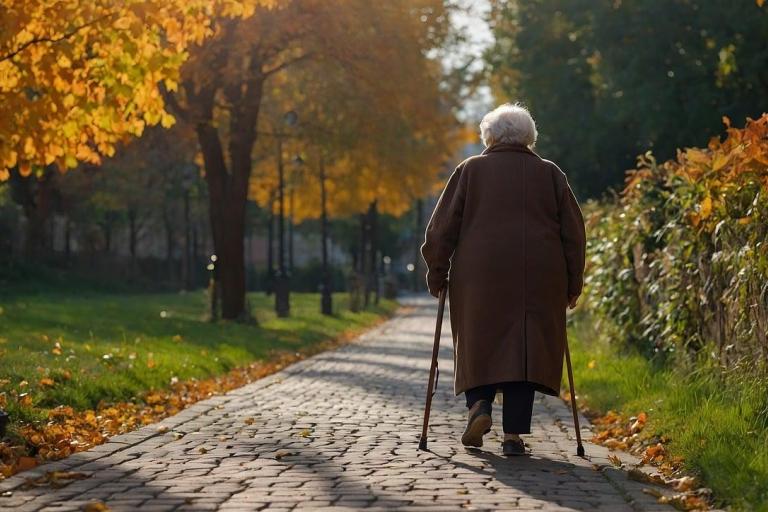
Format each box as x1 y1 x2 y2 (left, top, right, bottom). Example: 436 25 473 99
482 142 537 156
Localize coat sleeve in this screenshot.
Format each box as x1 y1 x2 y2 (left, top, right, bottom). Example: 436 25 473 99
554 168 587 298
420 164 468 297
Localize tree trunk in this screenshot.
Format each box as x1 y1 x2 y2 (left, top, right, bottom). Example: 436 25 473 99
288 186 294 275
64 218 71 261
319 157 332 315
193 76 262 321
128 209 139 278
274 136 290 317
266 193 275 296
128 209 138 263
103 220 112 254
182 190 192 290
368 200 380 305
8 167 54 260
163 206 175 281
363 201 378 307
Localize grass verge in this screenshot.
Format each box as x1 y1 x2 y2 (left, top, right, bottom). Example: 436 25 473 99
0 289 397 476
567 315 768 511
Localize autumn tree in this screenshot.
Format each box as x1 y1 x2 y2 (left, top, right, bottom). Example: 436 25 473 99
168 0 457 320
245 2 458 314
0 0 272 260
0 0 274 176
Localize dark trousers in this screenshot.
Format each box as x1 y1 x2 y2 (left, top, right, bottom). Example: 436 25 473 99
465 381 536 434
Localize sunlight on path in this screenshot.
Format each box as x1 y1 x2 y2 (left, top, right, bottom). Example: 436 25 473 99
0 296 678 511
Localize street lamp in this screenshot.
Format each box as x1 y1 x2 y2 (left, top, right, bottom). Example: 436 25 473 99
289 155 304 275
275 111 299 318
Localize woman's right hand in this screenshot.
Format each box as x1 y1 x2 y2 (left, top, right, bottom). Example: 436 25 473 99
568 295 579 309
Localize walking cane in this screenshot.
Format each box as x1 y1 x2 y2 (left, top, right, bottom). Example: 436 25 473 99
564 337 586 456
418 286 447 451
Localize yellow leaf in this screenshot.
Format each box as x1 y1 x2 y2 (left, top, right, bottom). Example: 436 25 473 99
699 196 712 220
685 148 710 165
587 360 596 369
83 501 110 512
712 153 729 171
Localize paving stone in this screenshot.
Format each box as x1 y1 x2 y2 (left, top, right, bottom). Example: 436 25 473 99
0 295 687 511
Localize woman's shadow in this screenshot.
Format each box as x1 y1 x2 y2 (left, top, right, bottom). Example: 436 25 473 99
443 448 611 510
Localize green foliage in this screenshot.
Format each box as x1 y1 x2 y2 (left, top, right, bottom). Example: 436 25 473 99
584 116 768 366
568 318 768 511
487 0 768 197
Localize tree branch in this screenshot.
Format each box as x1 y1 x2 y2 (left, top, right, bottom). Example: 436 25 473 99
158 82 190 123
0 12 116 63
262 52 315 77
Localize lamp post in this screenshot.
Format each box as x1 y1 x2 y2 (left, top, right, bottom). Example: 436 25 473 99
275 110 298 318
319 155 332 315
289 155 304 276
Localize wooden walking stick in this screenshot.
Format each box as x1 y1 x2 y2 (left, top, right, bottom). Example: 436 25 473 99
418 286 447 451
564 337 586 456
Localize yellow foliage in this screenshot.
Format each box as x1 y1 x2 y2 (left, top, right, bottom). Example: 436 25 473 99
0 0 275 178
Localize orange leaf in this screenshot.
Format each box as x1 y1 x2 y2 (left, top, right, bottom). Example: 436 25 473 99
17 457 37 471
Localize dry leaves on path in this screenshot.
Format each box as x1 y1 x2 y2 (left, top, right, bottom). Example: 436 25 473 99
589 409 711 510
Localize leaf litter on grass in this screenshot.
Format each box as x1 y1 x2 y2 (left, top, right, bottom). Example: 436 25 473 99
0 325 377 482
587 407 712 510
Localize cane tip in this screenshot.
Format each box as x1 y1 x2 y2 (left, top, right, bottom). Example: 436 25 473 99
577 445 585 457
418 438 428 451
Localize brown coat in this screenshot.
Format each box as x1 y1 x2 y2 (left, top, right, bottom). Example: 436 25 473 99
421 143 586 396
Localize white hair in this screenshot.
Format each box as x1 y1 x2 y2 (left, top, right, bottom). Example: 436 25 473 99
479 103 538 148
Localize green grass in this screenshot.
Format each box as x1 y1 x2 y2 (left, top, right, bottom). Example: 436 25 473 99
567 316 768 511
0 289 397 425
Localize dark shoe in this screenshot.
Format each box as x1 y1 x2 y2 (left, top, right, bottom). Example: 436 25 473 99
502 438 526 456
461 400 492 447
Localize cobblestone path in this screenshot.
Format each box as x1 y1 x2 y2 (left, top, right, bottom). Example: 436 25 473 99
0 296 676 511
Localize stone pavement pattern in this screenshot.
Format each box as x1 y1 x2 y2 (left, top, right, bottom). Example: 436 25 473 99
0 296 676 511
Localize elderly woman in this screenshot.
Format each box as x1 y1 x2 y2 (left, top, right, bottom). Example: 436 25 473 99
421 103 586 456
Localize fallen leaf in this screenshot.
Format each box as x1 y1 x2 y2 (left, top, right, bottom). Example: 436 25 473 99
642 487 664 498
156 425 169 434
608 454 622 467
17 457 37 471
659 493 709 511
298 429 311 438
83 501 110 511
670 476 698 492
243 417 255 425
39 378 55 388
198 447 208 454
628 468 667 486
